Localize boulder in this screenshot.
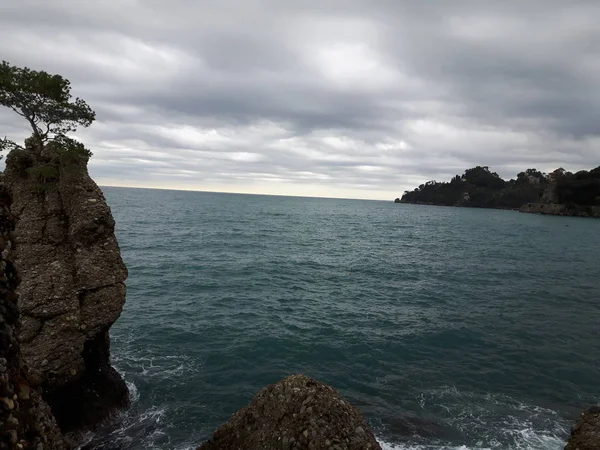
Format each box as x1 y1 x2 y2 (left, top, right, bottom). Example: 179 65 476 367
565 406 600 450
198 374 381 450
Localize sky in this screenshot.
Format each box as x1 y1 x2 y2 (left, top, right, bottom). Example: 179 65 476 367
1 1 599 200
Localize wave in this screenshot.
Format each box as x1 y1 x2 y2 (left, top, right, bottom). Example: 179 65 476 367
379 443 482 450
85 378 567 450
377 431 566 450
102 333 570 450
79 379 201 450
374 385 568 450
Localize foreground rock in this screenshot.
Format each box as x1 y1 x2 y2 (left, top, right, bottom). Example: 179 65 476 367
198 374 381 450
565 406 600 450
0 184 65 449
3 142 129 434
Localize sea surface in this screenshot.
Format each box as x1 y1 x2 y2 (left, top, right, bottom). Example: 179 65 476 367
89 187 600 450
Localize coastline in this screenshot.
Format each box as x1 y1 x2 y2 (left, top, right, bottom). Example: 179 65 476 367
395 199 600 218
1 176 598 448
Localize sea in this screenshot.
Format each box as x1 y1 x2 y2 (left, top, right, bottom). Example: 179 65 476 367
86 186 600 450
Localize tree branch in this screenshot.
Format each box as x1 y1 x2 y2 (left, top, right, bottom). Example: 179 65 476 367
41 121 53 141
9 105 26 118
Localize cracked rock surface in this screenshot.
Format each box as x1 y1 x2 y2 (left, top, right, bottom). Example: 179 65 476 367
4 145 129 434
0 183 65 450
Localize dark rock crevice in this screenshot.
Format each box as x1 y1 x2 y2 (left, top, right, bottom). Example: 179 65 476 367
44 330 130 434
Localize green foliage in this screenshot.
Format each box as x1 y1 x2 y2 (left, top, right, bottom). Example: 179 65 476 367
401 165 600 209
25 165 58 182
401 166 547 208
555 166 600 206
0 60 95 156
0 137 15 158
54 135 93 164
463 166 506 189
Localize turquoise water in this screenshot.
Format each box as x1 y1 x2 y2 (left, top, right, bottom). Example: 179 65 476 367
93 187 599 449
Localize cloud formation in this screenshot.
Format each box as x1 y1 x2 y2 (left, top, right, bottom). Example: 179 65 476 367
1 0 599 199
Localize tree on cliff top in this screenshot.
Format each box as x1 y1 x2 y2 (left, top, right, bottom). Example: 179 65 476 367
0 60 95 156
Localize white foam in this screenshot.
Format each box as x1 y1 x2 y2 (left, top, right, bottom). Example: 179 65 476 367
113 350 201 385
377 430 566 450
126 379 140 402
513 428 565 450
378 440 484 450
395 385 569 450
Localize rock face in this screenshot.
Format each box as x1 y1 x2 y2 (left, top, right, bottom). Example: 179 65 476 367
565 406 600 450
198 374 382 450
3 144 129 434
519 202 600 218
0 184 65 449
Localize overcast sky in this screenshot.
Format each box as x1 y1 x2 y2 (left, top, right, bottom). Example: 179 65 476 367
1 1 599 199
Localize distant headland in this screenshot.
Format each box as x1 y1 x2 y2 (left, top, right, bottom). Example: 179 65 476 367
395 165 600 218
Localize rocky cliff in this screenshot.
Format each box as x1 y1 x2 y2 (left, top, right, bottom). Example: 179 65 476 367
198 374 381 450
3 142 129 435
0 183 65 450
519 202 600 218
565 406 600 450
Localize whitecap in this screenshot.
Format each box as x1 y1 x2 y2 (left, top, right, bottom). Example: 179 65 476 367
377 439 486 450
126 380 140 402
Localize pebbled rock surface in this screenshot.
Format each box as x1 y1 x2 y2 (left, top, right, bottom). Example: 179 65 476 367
198 374 382 450
519 202 600 218
565 406 600 450
3 144 129 434
0 183 66 449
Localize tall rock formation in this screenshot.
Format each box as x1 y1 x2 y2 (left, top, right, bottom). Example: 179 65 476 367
0 183 65 449
198 374 382 450
3 141 129 434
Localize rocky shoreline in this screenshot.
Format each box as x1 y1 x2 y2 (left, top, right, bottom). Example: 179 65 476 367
0 143 129 449
0 149 597 448
565 406 600 450
518 202 600 218
397 165 600 217
395 198 600 218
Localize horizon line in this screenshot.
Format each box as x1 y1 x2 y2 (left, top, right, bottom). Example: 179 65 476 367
98 184 391 202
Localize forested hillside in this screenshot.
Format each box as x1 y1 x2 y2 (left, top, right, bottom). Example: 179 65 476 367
398 166 600 210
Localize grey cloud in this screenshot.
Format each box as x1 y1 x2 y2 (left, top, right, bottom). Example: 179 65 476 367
1 0 599 199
